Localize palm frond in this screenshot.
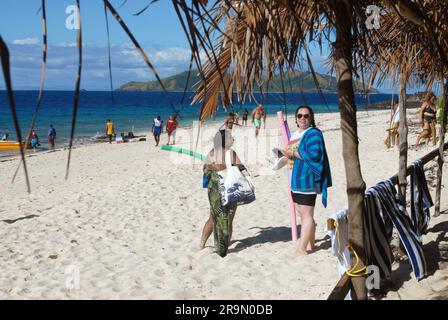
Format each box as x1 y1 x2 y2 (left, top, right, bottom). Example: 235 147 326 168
65 0 82 180
0 36 31 193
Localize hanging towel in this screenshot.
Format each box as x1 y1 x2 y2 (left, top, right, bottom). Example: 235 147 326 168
364 187 394 279
410 160 433 237
372 180 427 280
326 207 351 300
326 207 351 277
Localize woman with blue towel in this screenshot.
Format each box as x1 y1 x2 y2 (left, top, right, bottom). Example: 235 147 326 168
282 106 332 255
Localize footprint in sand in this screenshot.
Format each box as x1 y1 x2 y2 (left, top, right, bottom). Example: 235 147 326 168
154 269 165 277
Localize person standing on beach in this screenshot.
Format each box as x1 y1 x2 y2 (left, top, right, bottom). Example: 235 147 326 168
251 104 265 138
152 115 163 147
384 100 399 148
106 119 114 144
47 124 56 150
416 92 438 146
166 115 178 145
200 129 246 257
242 108 249 126
282 106 332 255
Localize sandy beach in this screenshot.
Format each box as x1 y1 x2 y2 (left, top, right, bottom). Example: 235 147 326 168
0 108 447 300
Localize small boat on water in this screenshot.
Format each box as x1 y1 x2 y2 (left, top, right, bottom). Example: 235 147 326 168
0 141 32 151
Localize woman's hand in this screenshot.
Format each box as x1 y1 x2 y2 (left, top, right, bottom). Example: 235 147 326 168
282 147 293 159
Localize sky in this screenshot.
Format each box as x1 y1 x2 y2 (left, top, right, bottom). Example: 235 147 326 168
0 0 420 93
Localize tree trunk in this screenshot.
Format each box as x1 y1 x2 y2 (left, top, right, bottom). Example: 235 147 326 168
398 72 408 203
434 77 448 216
332 0 367 300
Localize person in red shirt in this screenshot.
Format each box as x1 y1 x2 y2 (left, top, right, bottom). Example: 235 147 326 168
166 115 179 145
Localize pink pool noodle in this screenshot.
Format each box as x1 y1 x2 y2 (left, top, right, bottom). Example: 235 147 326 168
277 111 298 241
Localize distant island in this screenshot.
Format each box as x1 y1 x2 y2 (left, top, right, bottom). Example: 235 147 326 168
117 70 380 94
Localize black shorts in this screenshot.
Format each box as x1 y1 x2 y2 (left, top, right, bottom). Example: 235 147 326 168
291 192 317 206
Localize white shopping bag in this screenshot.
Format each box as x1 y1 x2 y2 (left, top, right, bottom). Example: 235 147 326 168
218 150 255 206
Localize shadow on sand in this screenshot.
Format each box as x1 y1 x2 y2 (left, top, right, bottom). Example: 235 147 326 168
374 220 448 299
229 225 331 253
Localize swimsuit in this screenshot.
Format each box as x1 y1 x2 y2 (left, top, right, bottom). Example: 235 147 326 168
423 106 436 122
254 118 261 128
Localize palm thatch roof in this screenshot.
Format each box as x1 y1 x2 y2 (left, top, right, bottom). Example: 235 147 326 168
365 1 448 89
171 1 447 122
173 0 386 121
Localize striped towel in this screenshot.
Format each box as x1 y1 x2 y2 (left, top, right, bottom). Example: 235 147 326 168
410 160 433 237
364 187 394 279
370 180 427 280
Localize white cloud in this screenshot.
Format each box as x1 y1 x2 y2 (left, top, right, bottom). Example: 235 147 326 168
151 47 190 63
8 41 196 89
12 37 39 45
121 48 139 58
55 42 78 48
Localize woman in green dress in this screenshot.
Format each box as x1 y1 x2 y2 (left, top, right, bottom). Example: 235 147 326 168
200 129 243 257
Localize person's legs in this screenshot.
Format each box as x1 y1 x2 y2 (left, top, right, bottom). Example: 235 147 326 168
167 132 171 145
200 213 214 249
154 130 160 146
228 205 237 242
172 130 176 145
297 204 315 254
431 122 437 145
416 127 430 145
384 131 391 148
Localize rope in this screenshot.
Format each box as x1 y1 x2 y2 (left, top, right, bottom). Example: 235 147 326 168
345 243 367 277
334 220 367 278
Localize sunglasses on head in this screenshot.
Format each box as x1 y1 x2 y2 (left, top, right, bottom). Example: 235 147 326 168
296 113 310 119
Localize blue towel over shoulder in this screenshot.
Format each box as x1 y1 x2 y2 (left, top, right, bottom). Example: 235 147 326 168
291 127 332 207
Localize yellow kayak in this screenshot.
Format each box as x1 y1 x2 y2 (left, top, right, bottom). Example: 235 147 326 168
0 141 32 150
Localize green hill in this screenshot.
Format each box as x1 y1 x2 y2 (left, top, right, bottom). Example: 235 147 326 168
118 70 379 93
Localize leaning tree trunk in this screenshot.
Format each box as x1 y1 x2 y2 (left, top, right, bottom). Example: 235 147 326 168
434 76 448 216
398 71 408 203
333 0 367 300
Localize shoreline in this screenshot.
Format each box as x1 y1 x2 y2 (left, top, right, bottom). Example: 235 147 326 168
0 107 391 161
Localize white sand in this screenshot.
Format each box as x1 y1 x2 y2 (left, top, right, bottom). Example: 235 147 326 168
0 108 447 299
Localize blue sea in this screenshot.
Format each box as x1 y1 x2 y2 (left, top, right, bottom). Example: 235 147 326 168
0 90 393 154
